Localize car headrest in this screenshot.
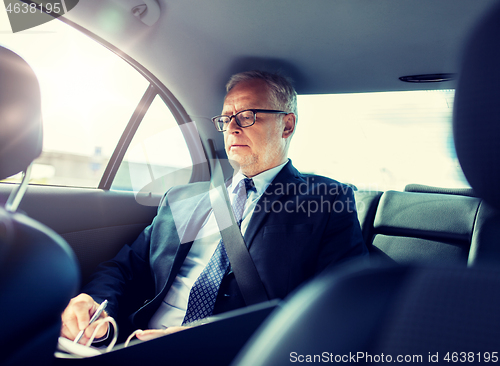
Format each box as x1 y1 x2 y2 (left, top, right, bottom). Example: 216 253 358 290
453 1 500 209
0 46 42 181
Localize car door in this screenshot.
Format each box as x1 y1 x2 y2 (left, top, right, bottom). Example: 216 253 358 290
0 16 209 286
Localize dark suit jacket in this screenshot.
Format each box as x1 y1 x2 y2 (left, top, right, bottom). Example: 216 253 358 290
83 161 368 334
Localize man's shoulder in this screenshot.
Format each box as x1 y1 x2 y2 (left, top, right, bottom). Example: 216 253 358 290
300 173 354 190
168 181 211 194
160 181 211 206
281 161 353 189
279 169 354 195
270 162 355 198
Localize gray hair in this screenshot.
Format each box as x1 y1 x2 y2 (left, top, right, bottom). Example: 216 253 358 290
226 70 298 119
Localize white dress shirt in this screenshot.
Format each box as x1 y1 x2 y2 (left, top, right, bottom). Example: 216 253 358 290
148 160 288 329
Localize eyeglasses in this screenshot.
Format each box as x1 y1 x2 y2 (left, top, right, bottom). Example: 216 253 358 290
211 109 288 132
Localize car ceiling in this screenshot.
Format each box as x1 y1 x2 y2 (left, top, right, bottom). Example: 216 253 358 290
64 0 499 122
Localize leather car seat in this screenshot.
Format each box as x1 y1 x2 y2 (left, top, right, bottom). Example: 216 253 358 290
0 46 79 366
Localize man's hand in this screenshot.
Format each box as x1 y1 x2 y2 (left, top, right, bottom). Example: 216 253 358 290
134 327 188 341
60 293 109 345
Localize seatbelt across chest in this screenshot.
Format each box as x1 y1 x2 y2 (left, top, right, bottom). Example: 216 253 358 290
208 140 269 306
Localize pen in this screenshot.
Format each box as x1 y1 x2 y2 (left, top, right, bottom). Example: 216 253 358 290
74 299 108 344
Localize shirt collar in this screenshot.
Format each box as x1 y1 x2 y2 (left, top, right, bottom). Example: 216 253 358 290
230 159 288 196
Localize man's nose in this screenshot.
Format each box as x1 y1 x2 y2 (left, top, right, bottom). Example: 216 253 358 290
226 116 241 133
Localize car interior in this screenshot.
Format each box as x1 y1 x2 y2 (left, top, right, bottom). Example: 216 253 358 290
1 0 500 365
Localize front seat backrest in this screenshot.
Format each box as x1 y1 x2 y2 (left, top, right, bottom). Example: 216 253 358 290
453 0 500 267
0 46 79 366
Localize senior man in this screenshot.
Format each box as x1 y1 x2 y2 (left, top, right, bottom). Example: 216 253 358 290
61 70 368 343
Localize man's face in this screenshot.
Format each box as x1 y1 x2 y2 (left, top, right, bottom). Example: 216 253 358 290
222 79 295 177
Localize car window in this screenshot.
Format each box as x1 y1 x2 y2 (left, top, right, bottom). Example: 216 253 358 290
0 18 192 190
289 89 467 191
111 95 193 194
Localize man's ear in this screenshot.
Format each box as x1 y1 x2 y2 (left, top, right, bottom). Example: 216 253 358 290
282 113 296 139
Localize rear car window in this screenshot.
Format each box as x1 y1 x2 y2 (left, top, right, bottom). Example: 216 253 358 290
289 90 468 191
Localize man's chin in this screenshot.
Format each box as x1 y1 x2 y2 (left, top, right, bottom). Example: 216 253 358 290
227 158 241 171
227 155 254 172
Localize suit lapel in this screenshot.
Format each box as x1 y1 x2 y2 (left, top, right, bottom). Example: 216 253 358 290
157 182 212 292
243 161 302 248
166 182 212 245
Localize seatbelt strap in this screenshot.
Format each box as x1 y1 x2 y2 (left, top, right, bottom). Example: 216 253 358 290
208 140 269 306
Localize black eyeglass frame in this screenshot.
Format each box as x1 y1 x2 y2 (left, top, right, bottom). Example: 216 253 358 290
211 109 288 132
